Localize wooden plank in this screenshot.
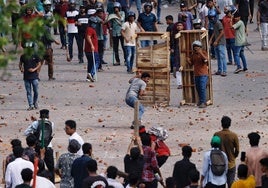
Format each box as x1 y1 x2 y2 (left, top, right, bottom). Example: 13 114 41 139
178 30 213 105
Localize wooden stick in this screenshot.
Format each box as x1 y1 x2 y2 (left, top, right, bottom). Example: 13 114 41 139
33 157 39 188
133 100 139 137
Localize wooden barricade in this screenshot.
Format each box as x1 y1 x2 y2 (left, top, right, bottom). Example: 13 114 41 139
136 32 170 106
178 30 213 105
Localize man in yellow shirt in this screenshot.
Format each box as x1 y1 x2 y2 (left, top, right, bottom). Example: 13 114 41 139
231 164 256 188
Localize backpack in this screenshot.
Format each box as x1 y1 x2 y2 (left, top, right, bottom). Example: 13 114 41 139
147 126 168 141
34 120 53 148
210 149 226 176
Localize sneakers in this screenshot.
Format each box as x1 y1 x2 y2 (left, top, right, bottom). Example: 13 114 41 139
234 68 243 74
221 72 227 77
199 103 206 108
34 103 38 109
49 77 56 81
86 73 94 82
98 68 104 72
79 59 84 64
261 46 268 51
215 71 221 75
227 62 233 65
113 62 120 66
243 68 248 72
27 106 34 111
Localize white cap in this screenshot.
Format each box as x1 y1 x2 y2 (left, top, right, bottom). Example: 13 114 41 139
87 9 96 15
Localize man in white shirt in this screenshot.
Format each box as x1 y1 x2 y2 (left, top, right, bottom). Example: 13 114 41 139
105 166 124 188
5 146 34 188
121 11 139 74
64 119 84 156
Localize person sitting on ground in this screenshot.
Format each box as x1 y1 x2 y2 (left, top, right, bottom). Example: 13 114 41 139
231 164 256 188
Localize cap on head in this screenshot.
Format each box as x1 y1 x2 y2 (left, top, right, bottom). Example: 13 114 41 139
144 2 152 9
211 135 221 147
87 9 96 15
43 0 52 5
180 2 186 8
40 109 49 118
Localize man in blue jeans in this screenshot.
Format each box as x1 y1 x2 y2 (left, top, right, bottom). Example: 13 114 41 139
209 12 227 76
19 44 42 110
232 11 248 73
125 72 150 127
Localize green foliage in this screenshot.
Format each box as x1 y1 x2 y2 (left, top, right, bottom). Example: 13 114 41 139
0 0 62 79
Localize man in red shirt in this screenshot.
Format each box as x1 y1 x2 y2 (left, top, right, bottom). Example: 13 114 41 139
222 6 236 65
85 9 100 82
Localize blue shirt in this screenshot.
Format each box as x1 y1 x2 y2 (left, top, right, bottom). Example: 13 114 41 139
201 148 228 187
137 12 157 31
71 155 92 188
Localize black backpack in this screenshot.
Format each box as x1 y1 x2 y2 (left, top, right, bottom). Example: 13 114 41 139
210 149 226 176
34 120 53 148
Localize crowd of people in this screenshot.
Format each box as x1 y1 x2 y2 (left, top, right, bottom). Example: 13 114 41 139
2 0 268 187
3 110 268 188
13 0 268 110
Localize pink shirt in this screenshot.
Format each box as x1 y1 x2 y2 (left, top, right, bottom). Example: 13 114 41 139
246 147 268 187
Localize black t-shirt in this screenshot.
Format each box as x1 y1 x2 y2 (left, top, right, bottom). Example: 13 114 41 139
82 175 108 188
259 0 268 23
75 14 90 34
20 54 40 80
262 175 268 188
236 0 249 17
124 154 144 180
15 183 32 188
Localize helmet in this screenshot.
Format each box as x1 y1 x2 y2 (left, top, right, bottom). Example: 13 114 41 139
19 0 28 5
224 5 237 15
208 9 217 18
144 2 152 9
180 2 186 8
113 2 121 9
69 0 75 4
79 4 86 9
87 9 96 15
43 0 52 5
192 40 202 48
192 18 201 25
95 2 104 10
127 11 136 19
